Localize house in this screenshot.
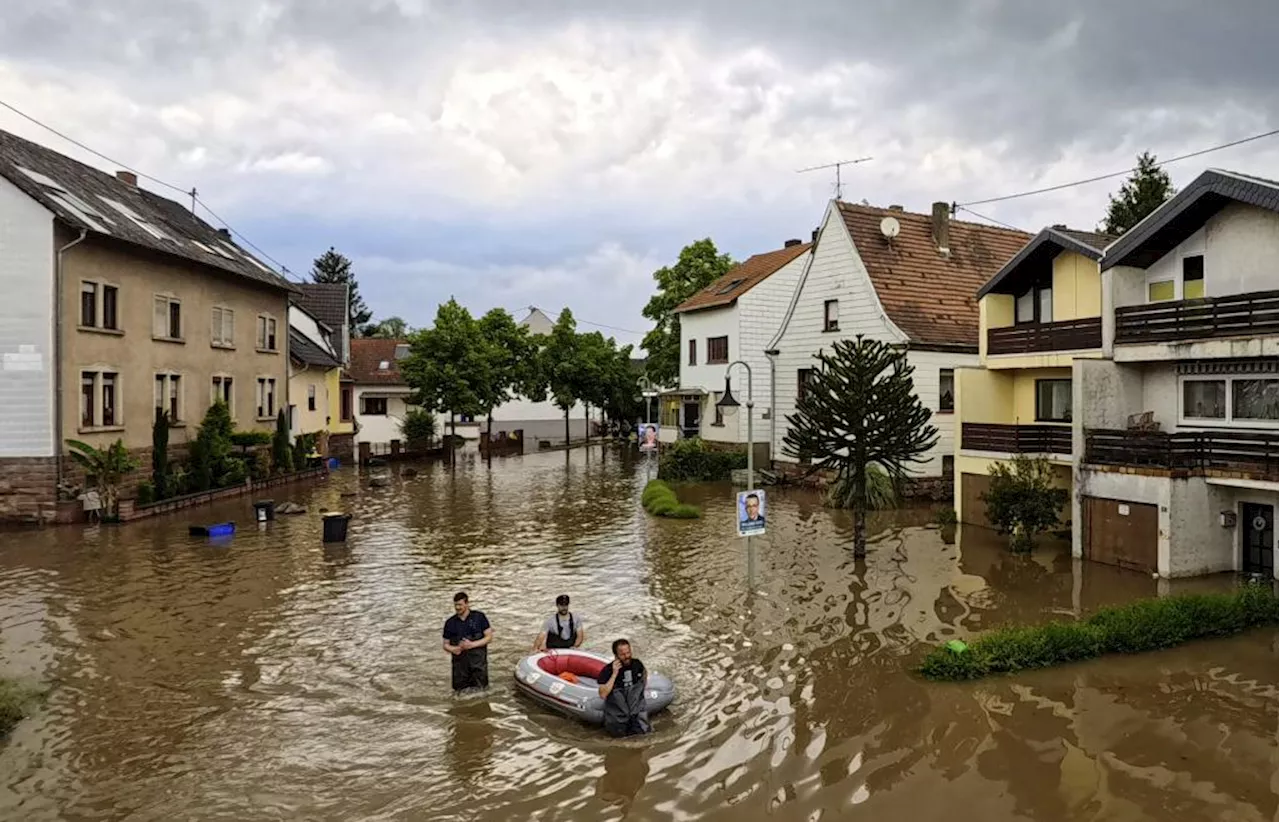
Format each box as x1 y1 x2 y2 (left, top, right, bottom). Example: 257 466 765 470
347 337 415 454
287 303 343 451
1073 169 1278 578
666 239 813 457
0 128 294 522
955 226 1113 526
768 200 1030 487
295 282 356 459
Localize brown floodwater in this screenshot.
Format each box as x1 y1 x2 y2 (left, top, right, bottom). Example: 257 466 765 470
0 445 1274 821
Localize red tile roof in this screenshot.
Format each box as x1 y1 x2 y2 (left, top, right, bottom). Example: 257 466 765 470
674 242 812 314
837 202 1031 347
347 338 407 385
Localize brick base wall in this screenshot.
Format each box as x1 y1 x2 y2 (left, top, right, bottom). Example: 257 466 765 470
771 461 953 502
0 457 59 524
329 433 354 461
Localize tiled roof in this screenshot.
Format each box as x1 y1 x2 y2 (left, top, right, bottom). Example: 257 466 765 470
295 283 349 360
1054 227 1116 252
837 202 1031 347
674 242 812 314
347 338 408 385
976 226 1113 299
0 128 293 292
289 328 341 369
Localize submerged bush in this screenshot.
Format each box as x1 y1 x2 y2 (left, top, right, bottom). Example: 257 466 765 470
0 679 44 736
824 464 898 510
641 480 701 519
657 438 747 482
919 583 1279 681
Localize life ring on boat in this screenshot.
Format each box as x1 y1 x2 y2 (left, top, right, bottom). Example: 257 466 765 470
513 649 676 725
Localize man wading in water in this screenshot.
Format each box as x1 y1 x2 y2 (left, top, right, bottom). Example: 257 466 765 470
442 591 493 692
597 638 651 737
533 594 585 651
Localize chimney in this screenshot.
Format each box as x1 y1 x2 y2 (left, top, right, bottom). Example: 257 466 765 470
887 204 904 212
116 170 137 186
217 228 231 239
931 201 951 256
811 228 819 243
1052 223 1067 230
784 238 802 248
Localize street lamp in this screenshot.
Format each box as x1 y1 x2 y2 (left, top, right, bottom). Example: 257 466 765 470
715 362 754 490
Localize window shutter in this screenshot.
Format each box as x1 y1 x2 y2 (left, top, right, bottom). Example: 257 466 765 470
224 309 234 344
154 296 167 336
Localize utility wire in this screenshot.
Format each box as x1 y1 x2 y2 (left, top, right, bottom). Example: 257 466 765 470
522 305 645 337
954 206 1025 232
194 196 305 282
957 129 1279 208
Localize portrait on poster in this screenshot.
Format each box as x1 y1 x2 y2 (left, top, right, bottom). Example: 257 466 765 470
638 423 660 452
737 489 766 537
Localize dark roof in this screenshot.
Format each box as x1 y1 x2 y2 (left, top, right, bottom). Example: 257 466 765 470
295 283 349 360
347 338 407 385
289 328 341 369
1103 168 1279 270
674 242 812 313
0 128 293 292
976 226 1114 299
835 202 1031 347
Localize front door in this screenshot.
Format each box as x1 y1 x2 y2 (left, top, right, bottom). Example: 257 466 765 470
1241 503 1274 577
682 401 700 438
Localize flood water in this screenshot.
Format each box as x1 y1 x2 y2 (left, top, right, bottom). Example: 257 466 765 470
0 445 1275 821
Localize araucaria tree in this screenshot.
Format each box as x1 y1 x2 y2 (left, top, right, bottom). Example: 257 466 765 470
1101 152 1174 235
641 239 735 388
310 247 373 334
782 336 937 557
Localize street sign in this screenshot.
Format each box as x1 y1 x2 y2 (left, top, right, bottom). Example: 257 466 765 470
737 489 766 537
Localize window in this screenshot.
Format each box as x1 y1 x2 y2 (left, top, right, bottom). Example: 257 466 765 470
1182 379 1226 420
79 369 122 428
1182 376 1278 425
257 315 278 351
797 368 815 401
707 336 729 364
307 384 317 412
1233 379 1279 421
1015 277 1053 324
154 295 181 339
378 360 390 370
1015 289 1035 323
716 278 745 295
256 377 277 418
942 454 955 476
1148 280 1176 302
341 387 353 421
154 373 182 422
394 344 410 360
212 375 234 411
362 397 388 416
1038 287 1053 323
688 339 697 366
211 307 235 347
1035 379 1072 423
102 286 117 330
823 300 839 332
81 282 97 327
938 369 955 412
81 372 95 427
1183 255 1205 300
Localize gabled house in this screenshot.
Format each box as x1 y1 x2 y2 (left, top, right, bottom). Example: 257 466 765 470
769 200 1030 486
1073 169 1278 578
956 226 1113 525
347 338 415 454
295 282 356 459
0 127 293 522
667 240 812 454
287 303 343 449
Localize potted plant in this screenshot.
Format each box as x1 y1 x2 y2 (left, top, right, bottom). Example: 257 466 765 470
65 438 140 521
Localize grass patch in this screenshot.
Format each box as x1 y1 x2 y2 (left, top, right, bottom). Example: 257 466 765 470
0 678 44 736
919 583 1279 681
641 480 701 519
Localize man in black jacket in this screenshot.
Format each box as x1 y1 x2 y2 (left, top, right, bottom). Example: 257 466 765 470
442 591 493 692
596 638 651 737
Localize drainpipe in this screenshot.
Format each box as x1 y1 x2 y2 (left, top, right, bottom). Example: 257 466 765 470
54 228 89 486
765 349 779 465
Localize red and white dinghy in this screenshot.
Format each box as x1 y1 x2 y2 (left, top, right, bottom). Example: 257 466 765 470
513 649 675 725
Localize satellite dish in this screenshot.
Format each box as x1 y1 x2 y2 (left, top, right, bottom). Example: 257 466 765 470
880 216 901 239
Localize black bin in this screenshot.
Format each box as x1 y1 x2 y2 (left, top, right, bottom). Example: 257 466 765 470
253 499 275 522
322 512 352 543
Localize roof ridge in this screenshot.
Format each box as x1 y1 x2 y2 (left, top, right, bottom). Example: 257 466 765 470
835 200 1030 237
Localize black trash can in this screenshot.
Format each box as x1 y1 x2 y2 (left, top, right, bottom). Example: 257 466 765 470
322 512 352 543
253 499 275 523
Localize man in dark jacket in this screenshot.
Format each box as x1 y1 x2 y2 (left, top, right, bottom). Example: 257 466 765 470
442 591 493 692
596 638 651 737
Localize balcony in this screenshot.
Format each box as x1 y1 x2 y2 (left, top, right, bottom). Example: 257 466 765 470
987 316 1102 355
1114 290 1279 345
961 423 1073 455
1084 428 1278 481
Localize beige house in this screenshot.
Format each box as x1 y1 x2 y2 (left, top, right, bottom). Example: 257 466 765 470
0 128 294 522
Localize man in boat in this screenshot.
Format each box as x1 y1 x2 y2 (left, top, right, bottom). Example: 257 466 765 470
597 638 651 737
534 594 585 651
442 591 493 692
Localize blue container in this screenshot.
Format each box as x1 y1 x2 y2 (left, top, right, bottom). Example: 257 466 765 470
327 457 340 470
189 522 236 537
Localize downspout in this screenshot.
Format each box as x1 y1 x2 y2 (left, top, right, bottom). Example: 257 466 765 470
765 348 778 464
54 228 89 486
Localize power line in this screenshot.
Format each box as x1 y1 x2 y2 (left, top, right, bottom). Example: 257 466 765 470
957 129 1279 208
193 196 305 282
954 205 1025 232
522 305 644 337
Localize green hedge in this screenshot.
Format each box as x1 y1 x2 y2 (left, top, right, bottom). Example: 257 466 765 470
657 438 747 482
919 584 1278 681
641 480 701 519
0 679 43 736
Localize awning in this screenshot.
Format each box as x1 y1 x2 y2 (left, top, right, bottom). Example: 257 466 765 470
359 389 414 399
659 387 707 398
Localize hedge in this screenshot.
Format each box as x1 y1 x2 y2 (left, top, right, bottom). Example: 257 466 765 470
918 583 1278 682
657 438 747 482
641 480 701 519
0 679 43 736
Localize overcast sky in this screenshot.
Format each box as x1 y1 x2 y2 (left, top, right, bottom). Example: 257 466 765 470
1 0 1276 347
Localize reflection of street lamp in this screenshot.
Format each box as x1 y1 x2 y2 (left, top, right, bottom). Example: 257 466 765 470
715 362 753 490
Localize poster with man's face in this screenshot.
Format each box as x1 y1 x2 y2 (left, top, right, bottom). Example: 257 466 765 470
638 423 660 452
737 489 766 537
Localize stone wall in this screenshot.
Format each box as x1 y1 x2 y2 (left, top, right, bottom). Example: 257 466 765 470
770 461 954 501
329 433 355 462
0 457 59 524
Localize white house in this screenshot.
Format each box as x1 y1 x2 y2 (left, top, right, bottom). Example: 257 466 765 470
768 200 1031 482
667 239 813 457
348 337 415 452
1073 169 1278 578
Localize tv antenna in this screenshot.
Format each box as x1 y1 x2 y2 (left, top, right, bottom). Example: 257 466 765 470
796 157 872 200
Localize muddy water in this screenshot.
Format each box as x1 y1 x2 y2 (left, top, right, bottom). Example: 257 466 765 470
0 445 1274 821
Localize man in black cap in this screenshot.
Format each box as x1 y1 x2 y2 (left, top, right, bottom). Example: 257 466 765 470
442 591 492 692
534 594 585 651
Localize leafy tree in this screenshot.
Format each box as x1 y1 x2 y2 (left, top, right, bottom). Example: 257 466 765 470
600 345 643 433
1101 152 1175 235
273 410 294 474
641 239 735 387
365 316 410 338
400 408 437 450
574 330 617 441
538 308 584 445
475 309 535 443
152 408 170 500
65 438 140 517
310 247 373 334
400 299 485 447
782 336 938 557
980 455 1069 552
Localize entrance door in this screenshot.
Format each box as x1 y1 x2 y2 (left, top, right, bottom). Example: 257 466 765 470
1082 496 1159 574
1241 503 1275 577
682 401 701 438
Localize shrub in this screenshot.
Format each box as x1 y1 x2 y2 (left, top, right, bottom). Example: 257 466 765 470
273 410 294 474
918 583 1279 681
0 678 44 736
641 479 701 518
251 450 273 481
293 432 319 468
64 438 140 517
934 508 958 527
400 409 437 450
152 408 170 500
219 459 248 487
657 438 747 482
980 455 1068 552
192 402 235 491
135 480 155 506
825 464 898 510
230 431 272 450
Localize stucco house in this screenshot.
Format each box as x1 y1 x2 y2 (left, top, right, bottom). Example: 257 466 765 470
287 303 343 452
294 282 356 460
768 200 1030 488
347 338 416 455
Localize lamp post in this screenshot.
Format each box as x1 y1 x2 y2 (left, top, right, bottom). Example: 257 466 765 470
716 361 755 588
638 375 658 482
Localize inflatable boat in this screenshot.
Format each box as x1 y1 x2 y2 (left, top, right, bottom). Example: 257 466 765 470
514 649 676 725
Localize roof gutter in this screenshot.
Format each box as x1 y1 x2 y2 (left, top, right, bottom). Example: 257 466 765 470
54 228 89 487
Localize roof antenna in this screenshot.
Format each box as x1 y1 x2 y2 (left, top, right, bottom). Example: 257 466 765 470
796 157 873 201
189 187 198 214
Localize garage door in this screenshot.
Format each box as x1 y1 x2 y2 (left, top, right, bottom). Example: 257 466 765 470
1082 496 1158 574
960 473 992 527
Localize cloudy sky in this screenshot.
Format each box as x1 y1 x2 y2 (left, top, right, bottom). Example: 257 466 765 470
1 0 1275 347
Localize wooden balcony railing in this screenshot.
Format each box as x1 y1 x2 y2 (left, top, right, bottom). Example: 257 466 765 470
961 423 1073 455
1084 428 1279 481
987 316 1102 355
1114 290 1279 345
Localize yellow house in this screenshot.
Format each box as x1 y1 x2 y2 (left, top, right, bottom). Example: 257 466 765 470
288 304 345 454
955 226 1113 526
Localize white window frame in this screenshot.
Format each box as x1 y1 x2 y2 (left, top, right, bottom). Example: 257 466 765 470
154 371 185 423
153 294 183 341
257 314 279 352
307 383 317 412
211 374 236 418
211 305 236 348
79 367 123 430
1178 375 1278 430
79 279 122 332
256 376 278 420
938 368 955 413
